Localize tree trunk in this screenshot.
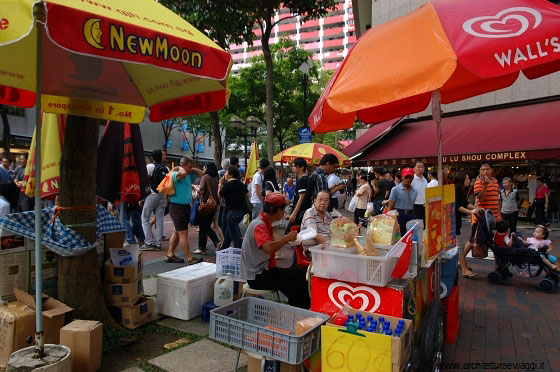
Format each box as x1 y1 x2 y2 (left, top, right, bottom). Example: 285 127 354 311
1 106 11 157
210 111 222 166
262 25 275 161
57 115 120 329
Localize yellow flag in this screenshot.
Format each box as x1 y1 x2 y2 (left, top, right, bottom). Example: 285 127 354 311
23 113 64 199
244 140 259 184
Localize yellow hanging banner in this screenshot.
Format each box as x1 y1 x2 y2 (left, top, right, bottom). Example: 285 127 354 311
42 95 145 123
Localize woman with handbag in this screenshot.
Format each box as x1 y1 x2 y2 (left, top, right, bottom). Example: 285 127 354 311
219 167 247 249
193 162 221 254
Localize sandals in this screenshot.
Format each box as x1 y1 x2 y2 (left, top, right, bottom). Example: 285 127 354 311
193 249 207 254
188 256 204 265
165 255 184 264
462 271 477 279
215 241 223 251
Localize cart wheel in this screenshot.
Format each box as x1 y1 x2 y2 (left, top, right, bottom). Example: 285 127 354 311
487 271 501 284
539 278 556 293
419 301 444 372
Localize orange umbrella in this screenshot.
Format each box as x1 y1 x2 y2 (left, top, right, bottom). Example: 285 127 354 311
309 0 560 132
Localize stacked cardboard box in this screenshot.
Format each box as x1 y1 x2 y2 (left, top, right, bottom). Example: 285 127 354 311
0 289 73 368
28 245 59 298
0 234 28 302
104 253 153 329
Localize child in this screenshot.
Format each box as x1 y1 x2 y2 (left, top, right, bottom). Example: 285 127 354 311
512 225 559 272
494 220 511 247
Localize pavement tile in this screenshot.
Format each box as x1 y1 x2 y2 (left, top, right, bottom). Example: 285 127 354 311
157 316 209 336
148 339 247 372
119 368 143 372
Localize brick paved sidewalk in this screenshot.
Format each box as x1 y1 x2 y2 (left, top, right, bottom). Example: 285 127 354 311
443 258 560 372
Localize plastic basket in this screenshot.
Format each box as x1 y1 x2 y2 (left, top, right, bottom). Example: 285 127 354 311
309 245 398 286
209 297 329 364
216 248 241 281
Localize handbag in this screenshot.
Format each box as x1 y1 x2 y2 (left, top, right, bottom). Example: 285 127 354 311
156 172 175 196
199 195 218 216
198 175 218 216
348 195 358 213
244 193 254 213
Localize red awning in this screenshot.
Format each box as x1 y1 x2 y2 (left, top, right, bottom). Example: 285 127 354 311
342 118 401 157
357 101 560 165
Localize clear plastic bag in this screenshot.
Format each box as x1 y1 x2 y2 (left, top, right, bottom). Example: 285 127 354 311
367 214 397 245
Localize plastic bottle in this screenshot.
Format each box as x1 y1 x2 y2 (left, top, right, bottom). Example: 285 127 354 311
394 327 402 338
377 317 385 333
366 315 374 328
214 273 233 306
369 320 377 333
385 329 393 336
397 320 405 328
347 315 354 324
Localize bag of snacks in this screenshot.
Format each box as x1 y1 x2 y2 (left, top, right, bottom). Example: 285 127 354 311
367 214 397 245
329 217 358 248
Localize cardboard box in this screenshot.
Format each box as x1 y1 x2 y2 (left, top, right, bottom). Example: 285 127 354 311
104 253 143 284
1 234 25 251
13 288 74 345
60 320 103 372
247 354 299 372
29 248 58 298
109 297 154 329
321 309 412 372
104 231 126 260
104 277 143 306
0 247 28 302
0 300 35 368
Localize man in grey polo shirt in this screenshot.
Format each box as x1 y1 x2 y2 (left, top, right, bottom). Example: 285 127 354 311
500 177 520 233
241 192 310 309
388 167 417 236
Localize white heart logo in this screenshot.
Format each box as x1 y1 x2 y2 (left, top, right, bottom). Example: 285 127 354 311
327 281 381 312
463 7 542 39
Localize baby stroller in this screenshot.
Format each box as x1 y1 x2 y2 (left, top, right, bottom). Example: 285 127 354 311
488 233 559 293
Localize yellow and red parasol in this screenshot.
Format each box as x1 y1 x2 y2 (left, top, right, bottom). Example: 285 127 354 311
273 143 350 167
0 0 232 122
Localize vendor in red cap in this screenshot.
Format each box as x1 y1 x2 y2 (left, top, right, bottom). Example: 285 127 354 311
387 167 418 236
241 192 311 309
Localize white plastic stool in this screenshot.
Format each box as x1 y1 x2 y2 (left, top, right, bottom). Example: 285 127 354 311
241 282 280 302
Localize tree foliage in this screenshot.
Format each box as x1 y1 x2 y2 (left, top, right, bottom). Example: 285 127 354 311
161 0 337 161
225 38 332 158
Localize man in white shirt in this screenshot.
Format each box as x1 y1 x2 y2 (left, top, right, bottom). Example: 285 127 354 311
327 171 345 211
411 160 428 224
250 159 269 220
427 170 439 188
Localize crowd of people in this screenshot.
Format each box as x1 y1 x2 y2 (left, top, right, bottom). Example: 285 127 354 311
123 148 557 308
0 151 31 217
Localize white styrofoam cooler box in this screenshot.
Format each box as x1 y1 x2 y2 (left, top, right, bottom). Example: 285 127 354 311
157 262 216 320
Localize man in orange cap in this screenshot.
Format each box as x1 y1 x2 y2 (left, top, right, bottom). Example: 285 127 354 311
388 167 417 236
241 192 310 309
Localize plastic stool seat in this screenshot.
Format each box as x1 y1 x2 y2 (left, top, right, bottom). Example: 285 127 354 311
242 283 280 302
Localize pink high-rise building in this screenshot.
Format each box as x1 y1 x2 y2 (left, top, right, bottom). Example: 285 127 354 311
229 0 356 72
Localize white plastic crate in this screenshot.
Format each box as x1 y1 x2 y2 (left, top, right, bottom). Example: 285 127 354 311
215 248 241 281
309 245 398 286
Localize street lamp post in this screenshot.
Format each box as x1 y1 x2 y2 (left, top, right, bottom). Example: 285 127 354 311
229 115 259 167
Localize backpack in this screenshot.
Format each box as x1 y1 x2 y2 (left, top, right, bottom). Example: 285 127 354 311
150 163 168 193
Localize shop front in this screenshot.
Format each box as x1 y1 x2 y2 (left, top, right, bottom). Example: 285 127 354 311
345 99 560 221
